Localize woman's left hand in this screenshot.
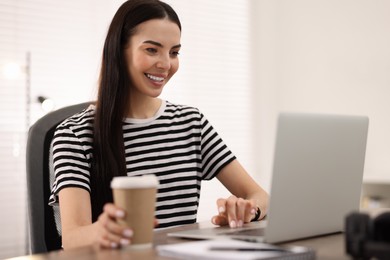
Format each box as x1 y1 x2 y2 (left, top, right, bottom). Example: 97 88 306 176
211 195 257 228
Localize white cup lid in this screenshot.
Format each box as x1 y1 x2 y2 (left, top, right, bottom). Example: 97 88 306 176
111 175 159 189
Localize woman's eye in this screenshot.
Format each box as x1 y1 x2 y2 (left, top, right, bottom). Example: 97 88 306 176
170 51 180 57
146 48 157 54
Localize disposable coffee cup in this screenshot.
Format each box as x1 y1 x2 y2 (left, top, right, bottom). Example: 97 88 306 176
111 175 159 249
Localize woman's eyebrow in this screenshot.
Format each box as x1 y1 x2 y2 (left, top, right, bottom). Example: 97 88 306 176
143 40 181 49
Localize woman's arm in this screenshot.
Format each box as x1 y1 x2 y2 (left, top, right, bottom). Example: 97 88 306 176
58 188 133 249
212 159 269 228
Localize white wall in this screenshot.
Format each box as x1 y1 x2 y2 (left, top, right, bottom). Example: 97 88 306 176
251 0 390 189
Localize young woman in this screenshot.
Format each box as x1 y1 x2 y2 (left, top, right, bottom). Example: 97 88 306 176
49 0 269 250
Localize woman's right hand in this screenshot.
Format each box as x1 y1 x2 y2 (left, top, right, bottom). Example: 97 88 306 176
94 203 134 248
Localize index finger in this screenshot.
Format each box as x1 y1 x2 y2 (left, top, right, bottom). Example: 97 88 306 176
103 203 126 219
216 198 227 215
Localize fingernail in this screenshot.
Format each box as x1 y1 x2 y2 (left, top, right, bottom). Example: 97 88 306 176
123 229 133 238
120 238 130 246
111 242 118 248
230 220 237 228
238 220 243 227
211 217 217 225
218 207 225 213
116 210 125 218
251 208 256 215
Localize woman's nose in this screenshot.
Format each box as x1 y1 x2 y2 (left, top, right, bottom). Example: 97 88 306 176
156 54 171 70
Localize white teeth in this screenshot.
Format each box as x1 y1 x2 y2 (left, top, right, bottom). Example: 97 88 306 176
146 73 164 82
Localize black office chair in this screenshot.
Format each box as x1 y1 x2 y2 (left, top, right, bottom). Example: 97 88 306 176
26 102 92 254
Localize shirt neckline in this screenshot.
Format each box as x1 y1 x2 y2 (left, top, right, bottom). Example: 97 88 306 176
123 100 166 124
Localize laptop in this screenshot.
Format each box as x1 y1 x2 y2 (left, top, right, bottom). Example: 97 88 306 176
168 112 369 243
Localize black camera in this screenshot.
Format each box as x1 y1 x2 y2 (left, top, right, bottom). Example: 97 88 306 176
345 211 390 259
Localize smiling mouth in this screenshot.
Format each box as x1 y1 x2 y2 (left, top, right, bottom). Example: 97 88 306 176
145 73 164 82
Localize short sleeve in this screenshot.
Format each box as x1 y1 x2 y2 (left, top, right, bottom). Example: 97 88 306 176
200 113 236 180
48 123 92 206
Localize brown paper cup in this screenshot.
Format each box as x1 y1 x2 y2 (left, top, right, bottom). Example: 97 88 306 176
111 175 159 249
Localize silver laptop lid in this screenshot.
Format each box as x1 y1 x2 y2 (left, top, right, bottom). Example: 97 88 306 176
265 113 369 243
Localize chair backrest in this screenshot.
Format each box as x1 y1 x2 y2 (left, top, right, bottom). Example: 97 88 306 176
26 102 92 254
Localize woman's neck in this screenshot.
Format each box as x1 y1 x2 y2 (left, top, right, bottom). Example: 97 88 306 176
126 96 162 119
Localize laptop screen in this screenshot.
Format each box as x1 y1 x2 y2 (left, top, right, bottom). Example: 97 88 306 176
264 113 369 243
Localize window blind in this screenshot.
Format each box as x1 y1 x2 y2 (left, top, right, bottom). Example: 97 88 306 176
0 0 110 257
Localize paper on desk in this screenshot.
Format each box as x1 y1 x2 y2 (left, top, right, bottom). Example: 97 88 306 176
157 239 315 260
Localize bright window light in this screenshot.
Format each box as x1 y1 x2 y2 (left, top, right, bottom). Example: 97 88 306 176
2 62 22 79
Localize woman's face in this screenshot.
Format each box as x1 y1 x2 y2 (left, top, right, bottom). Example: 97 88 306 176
125 18 181 99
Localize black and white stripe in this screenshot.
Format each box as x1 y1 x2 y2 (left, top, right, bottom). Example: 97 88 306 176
49 100 235 228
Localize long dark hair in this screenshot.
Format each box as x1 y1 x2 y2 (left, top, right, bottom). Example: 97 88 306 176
91 0 181 221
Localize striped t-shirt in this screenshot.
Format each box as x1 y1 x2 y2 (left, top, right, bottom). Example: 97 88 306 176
49 100 236 228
